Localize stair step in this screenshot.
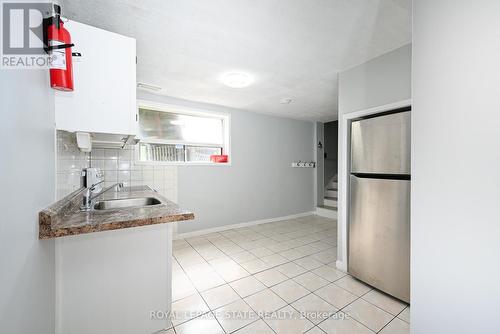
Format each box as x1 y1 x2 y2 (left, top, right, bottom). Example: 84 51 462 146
324 198 337 207
325 189 338 197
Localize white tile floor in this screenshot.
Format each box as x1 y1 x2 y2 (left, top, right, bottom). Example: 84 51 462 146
168 215 410 334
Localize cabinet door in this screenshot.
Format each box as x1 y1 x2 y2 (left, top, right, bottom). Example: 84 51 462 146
55 20 136 135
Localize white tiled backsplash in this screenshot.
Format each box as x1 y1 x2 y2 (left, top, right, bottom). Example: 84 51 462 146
56 131 90 199
56 131 178 201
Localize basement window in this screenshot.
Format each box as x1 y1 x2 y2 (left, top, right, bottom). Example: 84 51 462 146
137 104 230 164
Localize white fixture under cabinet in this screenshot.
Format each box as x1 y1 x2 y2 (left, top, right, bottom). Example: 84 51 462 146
73 132 138 151
75 132 92 152
55 20 137 135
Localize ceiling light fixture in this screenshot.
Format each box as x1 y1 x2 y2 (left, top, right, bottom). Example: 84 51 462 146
280 98 293 104
221 72 253 88
137 83 162 91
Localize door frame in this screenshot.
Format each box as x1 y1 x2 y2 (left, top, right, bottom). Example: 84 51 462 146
336 99 412 272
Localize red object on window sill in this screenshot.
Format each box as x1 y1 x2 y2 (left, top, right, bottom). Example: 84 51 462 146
210 155 228 163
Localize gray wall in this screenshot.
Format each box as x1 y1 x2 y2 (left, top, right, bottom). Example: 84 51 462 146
0 72 56 333
413 1 500 333
323 120 338 186
339 44 412 114
138 92 315 234
337 44 411 268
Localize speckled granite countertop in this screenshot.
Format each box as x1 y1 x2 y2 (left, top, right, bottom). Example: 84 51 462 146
39 186 194 239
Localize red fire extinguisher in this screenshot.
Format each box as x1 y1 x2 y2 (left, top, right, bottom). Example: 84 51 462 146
45 4 74 91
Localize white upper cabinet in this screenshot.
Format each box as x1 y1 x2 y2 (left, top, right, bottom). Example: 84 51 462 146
55 20 137 135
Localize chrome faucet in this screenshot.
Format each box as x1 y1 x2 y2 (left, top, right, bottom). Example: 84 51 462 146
81 182 124 211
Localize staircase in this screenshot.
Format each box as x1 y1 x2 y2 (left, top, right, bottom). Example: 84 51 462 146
324 178 338 209
317 176 338 218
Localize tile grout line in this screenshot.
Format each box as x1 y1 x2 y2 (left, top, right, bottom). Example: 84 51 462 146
175 238 231 333
394 306 410 324
192 232 282 334
311 288 371 332
313 283 403 333
175 217 333 333
175 226 283 333
174 216 404 333
174 218 339 332
375 305 410 333
180 239 278 334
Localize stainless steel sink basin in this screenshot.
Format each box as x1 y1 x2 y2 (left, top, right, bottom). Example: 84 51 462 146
93 197 161 210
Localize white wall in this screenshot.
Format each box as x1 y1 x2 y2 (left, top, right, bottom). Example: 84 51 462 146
412 1 500 333
339 44 412 114
0 71 56 332
337 44 412 270
138 92 315 234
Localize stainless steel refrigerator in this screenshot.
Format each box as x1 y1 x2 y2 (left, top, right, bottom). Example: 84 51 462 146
348 109 411 303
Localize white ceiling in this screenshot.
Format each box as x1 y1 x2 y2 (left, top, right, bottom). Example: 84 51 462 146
61 0 411 121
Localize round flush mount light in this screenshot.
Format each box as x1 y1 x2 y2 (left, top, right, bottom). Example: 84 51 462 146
221 72 254 88
280 98 294 104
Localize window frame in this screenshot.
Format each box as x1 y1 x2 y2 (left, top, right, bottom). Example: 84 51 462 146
135 100 231 166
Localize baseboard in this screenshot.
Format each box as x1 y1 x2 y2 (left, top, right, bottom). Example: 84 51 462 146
336 259 347 272
173 211 315 240
316 206 338 219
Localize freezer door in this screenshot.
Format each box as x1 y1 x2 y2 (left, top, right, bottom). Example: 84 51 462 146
351 111 411 175
349 175 410 302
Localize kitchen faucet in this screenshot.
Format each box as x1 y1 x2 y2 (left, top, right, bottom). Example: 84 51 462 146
81 182 124 211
